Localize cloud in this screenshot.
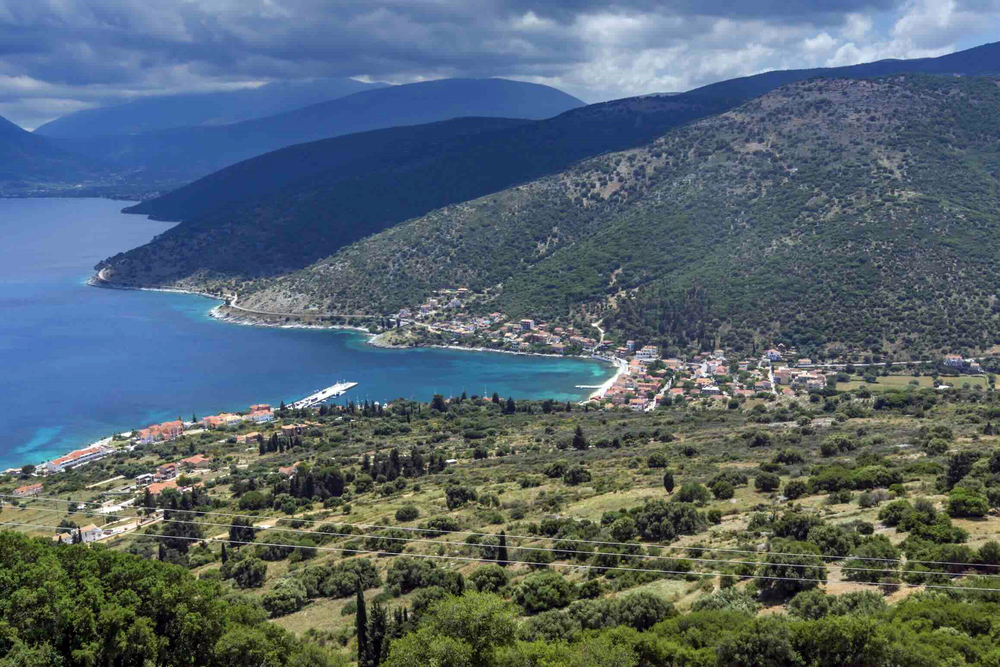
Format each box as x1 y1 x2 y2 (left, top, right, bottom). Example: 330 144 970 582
0 0 998 128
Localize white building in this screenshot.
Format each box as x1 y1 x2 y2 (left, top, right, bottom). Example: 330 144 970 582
635 345 660 362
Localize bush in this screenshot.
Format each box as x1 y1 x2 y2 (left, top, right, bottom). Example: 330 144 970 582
470 564 510 593
544 461 568 478
395 505 420 522
755 472 781 493
784 480 808 500
948 487 989 518
707 509 723 524
261 578 308 617
563 465 591 486
647 452 669 468
711 481 735 500
676 483 711 505
515 571 575 614
445 485 478 510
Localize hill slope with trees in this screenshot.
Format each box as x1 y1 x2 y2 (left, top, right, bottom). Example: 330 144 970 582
228 75 1000 357
0 115 105 190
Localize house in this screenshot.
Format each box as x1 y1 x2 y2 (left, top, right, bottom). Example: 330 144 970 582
80 524 104 544
147 479 180 497
519 319 535 331
248 409 274 423
628 398 649 411
944 354 965 368
156 463 178 480
278 464 299 478
635 345 660 362
626 340 636 352
180 454 211 469
45 444 109 474
158 420 184 440
13 483 43 498
764 349 782 361
237 432 263 444
797 358 813 367
135 473 155 486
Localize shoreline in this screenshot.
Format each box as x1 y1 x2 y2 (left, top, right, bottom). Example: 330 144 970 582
588 356 629 400
88 275 615 368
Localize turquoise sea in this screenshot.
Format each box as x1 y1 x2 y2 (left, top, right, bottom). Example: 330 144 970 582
0 198 613 470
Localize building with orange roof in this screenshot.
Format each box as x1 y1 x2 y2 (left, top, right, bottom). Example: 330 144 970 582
45 444 109 474
13 482 43 497
180 454 211 469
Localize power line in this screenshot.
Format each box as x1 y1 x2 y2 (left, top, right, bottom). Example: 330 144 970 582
7 493 996 570
2 505 985 581
4 519 999 594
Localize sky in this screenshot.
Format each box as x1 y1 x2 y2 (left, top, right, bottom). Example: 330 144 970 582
1 0 999 129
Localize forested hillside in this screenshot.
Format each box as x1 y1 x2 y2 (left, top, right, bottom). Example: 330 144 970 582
234 75 1000 357
0 531 335 665
97 93 734 284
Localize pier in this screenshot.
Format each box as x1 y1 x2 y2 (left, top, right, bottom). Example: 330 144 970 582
290 381 358 409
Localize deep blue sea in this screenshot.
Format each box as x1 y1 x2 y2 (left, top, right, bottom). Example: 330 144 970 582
0 198 613 470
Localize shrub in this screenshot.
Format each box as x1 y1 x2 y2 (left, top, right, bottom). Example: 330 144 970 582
395 505 420 522
676 483 711 505
647 452 669 468
755 472 781 493
544 461 568 479
469 564 510 593
261 578 308 617
515 572 575 614
563 465 591 486
784 480 808 500
711 481 735 500
948 487 989 518
445 485 478 510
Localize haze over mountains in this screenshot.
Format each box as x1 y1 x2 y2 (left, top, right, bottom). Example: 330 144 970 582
37 79 585 185
33 78 386 138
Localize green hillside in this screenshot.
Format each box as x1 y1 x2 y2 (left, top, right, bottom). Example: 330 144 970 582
233 75 1000 359
97 93 734 286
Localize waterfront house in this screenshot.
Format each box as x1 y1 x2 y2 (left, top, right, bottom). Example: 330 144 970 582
45 444 108 474
13 483 43 498
635 345 659 362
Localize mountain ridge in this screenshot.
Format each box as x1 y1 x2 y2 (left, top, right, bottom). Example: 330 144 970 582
44 78 585 185
226 74 1000 358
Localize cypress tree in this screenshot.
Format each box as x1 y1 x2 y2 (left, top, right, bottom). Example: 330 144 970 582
221 543 228 564
368 600 388 666
492 392 500 404
355 578 368 667
497 530 509 566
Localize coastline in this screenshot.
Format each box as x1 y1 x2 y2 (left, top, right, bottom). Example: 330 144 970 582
88 275 614 367
588 356 628 400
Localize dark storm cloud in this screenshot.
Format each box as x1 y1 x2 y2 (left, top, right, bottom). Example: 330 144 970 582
0 0 998 128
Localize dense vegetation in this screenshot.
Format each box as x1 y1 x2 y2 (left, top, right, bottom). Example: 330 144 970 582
7 378 1000 664
226 75 1000 357
99 92 734 290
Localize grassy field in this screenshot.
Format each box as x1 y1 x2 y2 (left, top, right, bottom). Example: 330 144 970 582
836 374 989 392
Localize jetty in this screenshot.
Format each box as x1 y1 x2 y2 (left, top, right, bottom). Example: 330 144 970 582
290 382 358 409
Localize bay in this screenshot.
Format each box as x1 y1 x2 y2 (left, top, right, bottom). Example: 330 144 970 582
0 198 613 470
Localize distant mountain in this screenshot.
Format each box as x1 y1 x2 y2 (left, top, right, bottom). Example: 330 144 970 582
45 78 585 184
687 39 1000 99
222 74 1000 358
0 115 102 188
99 92 734 282
34 78 386 139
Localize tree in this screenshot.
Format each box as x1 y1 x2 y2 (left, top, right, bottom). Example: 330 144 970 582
229 516 258 545
755 472 781 492
231 556 267 588
470 564 510 593
572 426 589 451
563 465 591 486
445 485 477 510
948 487 989 518
20 464 35 477
431 394 448 412
514 572 575 613
221 543 228 564
505 397 516 414
497 531 509 566
356 578 368 666
757 540 826 596
368 600 390 666
491 392 500 404
663 470 675 493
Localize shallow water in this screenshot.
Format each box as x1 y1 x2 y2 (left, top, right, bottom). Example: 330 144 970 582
0 198 613 469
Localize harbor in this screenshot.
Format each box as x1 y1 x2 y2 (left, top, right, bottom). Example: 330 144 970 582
289 381 359 409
